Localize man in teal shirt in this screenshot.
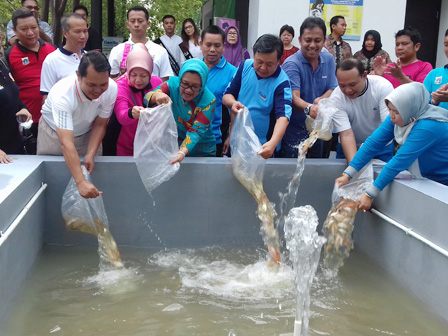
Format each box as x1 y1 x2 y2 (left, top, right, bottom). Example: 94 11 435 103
200 25 236 156
424 29 448 110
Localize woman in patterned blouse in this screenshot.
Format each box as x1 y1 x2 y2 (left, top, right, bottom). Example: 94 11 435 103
354 30 391 74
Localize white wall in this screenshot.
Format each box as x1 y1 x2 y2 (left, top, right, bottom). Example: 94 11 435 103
436 0 448 67
247 0 407 62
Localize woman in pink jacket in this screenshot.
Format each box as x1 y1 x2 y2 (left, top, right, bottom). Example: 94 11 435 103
115 43 163 156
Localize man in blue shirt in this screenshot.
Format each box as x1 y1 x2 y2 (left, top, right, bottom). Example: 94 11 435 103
222 34 292 159
281 17 338 158
424 28 448 110
200 25 236 156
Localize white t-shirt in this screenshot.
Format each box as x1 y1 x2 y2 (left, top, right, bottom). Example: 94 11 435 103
40 47 85 94
159 34 183 66
41 75 118 136
108 38 173 78
330 75 393 147
180 40 204 65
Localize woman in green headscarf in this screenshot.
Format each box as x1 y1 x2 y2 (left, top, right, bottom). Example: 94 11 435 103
335 82 448 210
144 59 216 164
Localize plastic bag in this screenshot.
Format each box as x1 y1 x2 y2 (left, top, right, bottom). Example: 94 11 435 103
305 98 338 141
61 166 123 269
323 163 374 270
230 107 281 264
134 103 180 194
230 107 265 188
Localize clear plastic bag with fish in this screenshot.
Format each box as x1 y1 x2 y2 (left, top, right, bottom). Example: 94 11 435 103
61 166 123 269
134 103 180 194
230 107 281 264
323 163 374 270
304 98 338 142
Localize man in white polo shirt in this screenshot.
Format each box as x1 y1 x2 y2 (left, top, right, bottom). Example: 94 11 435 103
108 6 172 81
330 58 394 163
40 13 88 98
37 51 118 198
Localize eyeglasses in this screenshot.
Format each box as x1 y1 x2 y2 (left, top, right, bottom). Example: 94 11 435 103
228 32 237 36
184 25 194 30
25 5 39 11
180 81 201 92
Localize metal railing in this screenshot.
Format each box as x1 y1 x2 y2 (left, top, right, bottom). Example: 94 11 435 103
0 183 47 247
370 207 448 258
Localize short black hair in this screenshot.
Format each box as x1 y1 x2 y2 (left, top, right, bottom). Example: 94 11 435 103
12 8 37 29
162 14 175 23
61 13 85 32
253 34 283 61
329 15 345 33
337 58 365 76
73 4 88 17
21 0 37 5
127 6 149 21
78 50 111 77
200 25 225 43
395 27 421 45
299 17 326 37
445 29 448 37
280 24 295 38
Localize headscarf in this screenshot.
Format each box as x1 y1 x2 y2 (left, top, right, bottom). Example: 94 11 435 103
223 25 246 67
163 58 216 155
167 58 215 118
361 30 383 59
385 82 448 145
126 43 154 78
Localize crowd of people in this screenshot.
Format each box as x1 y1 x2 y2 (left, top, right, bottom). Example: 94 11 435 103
1 1 448 206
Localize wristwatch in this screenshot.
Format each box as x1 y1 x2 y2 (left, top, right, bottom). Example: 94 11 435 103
304 104 313 115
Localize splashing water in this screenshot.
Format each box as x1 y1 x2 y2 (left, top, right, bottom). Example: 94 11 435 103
277 135 318 233
277 98 338 233
284 205 326 336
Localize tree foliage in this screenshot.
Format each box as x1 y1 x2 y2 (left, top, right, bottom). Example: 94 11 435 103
0 0 205 46
0 0 20 28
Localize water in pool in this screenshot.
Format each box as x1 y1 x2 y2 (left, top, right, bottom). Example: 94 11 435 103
3 245 448 336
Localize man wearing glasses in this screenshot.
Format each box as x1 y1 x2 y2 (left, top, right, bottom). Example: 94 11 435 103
6 0 53 46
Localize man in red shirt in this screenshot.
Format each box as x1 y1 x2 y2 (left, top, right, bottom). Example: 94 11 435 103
5 8 55 153
373 27 433 88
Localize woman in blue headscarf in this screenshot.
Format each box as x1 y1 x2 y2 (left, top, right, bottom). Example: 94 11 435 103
335 82 448 210
144 59 216 164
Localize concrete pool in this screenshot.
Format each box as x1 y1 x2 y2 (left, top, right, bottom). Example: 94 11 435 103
1 156 447 334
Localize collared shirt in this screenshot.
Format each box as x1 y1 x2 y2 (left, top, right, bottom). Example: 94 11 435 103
283 50 338 122
7 19 53 43
41 75 118 136
331 75 393 147
205 56 236 144
5 39 55 120
40 46 86 95
324 35 352 67
225 59 292 144
424 65 448 110
108 38 174 78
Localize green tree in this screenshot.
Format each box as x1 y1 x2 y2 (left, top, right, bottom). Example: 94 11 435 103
148 0 203 39
112 0 204 41
0 0 21 28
